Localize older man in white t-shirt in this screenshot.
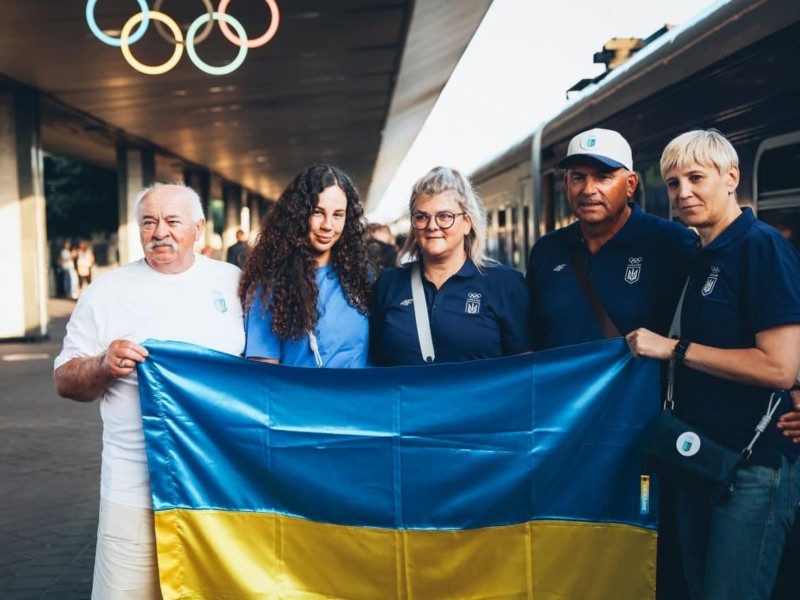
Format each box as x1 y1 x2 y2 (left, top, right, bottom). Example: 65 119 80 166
54 183 245 599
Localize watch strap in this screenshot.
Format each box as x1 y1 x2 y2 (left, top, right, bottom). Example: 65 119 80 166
673 339 691 361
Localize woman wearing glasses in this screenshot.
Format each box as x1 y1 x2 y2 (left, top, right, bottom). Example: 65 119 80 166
240 164 373 367
371 166 531 365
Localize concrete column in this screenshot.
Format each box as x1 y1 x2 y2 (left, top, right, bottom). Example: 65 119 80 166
116 145 155 265
247 192 262 238
183 167 211 246
0 90 48 340
222 182 244 250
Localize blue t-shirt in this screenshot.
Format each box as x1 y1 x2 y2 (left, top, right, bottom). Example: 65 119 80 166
372 258 532 366
675 208 800 466
527 203 698 349
244 264 370 368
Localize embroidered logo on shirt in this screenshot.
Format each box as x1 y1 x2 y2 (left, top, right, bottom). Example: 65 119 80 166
553 264 566 272
212 290 228 313
624 257 642 285
465 292 481 314
702 266 720 297
400 298 414 306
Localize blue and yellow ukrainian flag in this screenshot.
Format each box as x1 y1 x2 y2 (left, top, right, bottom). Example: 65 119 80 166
138 338 660 599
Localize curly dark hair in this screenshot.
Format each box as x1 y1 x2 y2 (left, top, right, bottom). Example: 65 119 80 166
240 165 374 340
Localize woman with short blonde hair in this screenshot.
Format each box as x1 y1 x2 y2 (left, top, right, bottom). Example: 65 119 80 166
627 129 800 599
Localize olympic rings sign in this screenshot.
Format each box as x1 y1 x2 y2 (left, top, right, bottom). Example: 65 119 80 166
85 0 280 76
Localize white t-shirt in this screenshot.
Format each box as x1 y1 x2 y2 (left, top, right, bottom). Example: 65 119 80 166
60 248 75 271
54 255 245 508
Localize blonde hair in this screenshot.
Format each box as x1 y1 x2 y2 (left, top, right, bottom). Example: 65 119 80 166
660 129 739 180
399 166 490 269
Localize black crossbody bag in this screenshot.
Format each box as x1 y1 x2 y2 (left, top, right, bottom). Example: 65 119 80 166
642 280 782 504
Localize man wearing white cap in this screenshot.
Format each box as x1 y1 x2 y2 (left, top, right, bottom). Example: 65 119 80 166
526 128 698 349
526 128 698 599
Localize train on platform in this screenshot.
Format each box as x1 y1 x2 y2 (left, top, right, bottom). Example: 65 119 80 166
471 0 800 272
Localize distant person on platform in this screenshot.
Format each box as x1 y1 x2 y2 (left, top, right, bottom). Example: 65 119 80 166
367 223 398 270
75 240 95 295
60 240 78 300
53 183 245 598
226 229 249 268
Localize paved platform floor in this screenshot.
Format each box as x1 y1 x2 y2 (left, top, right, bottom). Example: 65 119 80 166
0 299 99 599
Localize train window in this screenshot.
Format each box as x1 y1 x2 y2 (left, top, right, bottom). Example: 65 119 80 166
497 208 513 267
640 163 670 220
511 205 520 267
541 172 555 235
758 209 800 251
522 205 530 265
486 210 497 259
553 183 573 230
755 134 800 251
757 144 800 194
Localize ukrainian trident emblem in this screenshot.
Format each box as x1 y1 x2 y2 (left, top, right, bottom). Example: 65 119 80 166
702 266 720 296
465 292 482 314
624 257 642 285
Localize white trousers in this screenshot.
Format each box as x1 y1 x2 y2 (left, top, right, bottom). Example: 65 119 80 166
91 498 163 600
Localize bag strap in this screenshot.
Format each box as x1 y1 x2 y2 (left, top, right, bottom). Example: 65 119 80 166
411 263 435 363
668 278 690 340
567 244 621 339
307 330 323 368
663 278 691 411
743 392 782 459
664 277 781 460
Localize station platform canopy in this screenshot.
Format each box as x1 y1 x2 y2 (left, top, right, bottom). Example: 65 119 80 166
0 0 492 203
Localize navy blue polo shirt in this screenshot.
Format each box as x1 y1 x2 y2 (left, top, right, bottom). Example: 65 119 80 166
372 258 532 366
527 203 698 350
675 208 800 467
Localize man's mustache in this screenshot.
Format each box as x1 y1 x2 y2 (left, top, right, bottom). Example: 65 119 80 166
145 239 178 252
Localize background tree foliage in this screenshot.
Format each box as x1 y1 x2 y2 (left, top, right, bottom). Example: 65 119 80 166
44 153 117 239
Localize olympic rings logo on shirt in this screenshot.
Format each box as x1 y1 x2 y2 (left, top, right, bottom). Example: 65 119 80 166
85 0 280 76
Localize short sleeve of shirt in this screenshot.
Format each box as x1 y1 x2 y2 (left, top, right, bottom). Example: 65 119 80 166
744 227 800 332
54 291 103 369
244 292 281 360
494 266 532 355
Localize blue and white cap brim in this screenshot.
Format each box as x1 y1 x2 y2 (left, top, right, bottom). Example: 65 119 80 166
557 153 627 170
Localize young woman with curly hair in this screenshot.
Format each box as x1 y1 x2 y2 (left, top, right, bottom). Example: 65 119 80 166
240 164 373 367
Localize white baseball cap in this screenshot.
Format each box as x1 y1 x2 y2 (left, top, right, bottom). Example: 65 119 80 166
558 128 633 171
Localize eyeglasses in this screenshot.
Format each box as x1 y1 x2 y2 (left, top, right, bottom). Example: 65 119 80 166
410 211 467 230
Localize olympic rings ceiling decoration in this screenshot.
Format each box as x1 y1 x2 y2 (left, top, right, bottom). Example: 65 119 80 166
85 0 280 76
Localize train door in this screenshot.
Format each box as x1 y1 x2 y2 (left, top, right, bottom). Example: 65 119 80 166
521 177 532 269
550 171 574 231
753 132 800 250
494 206 516 268
486 208 497 259
496 208 510 266
638 162 672 220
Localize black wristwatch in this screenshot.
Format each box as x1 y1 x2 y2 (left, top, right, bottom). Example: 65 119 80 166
673 339 692 362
